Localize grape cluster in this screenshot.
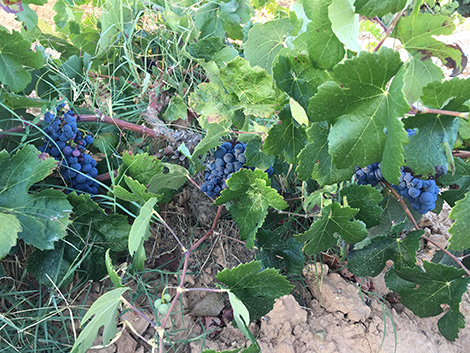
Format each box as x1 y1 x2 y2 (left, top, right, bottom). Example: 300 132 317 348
354 162 383 186
201 142 274 198
394 171 439 214
39 104 99 195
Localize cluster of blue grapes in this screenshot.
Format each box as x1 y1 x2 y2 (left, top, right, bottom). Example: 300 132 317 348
39 105 99 195
354 128 440 214
201 142 274 198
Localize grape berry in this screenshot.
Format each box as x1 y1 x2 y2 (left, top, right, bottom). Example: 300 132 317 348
39 104 99 195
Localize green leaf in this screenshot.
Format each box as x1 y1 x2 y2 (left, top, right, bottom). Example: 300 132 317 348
71 287 130 353
348 230 422 277
105 249 123 288
296 122 353 185
438 308 466 342
128 198 157 257
0 213 21 259
27 244 73 288
216 261 293 320
244 18 293 75
191 123 230 160
272 50 330 111
113 176 161 203
189 83 239 126
244 138 275 171
447 193 470 251
302 0 345 69
328 0 360 52
194 0 254 40
390 13 464 72
148 163 188 193
117 152 163 186
353 0 407 17
0 146 71 250
228 291 250 328
295 202 368 255
440 158 470 206
187 37 225 61
220 57 285 117
403 115 459 176
421 78 470 112
0 31 45 92
215 169 287 247
307 48 410 179
163 95 187 122
263 106 308 165
340 184 383 228
394 52 444 103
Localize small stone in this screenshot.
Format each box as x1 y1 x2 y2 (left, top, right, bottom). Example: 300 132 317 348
314 329 327 342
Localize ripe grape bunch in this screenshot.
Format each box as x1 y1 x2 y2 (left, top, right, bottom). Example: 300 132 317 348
354 129 440 214
39 104 99 195
201 142 273 198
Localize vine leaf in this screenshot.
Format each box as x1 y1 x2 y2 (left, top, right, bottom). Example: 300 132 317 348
394 52 444 103
421 78 470 112
244 18 295 75
440 158 470 206
220 57 285 117
447 193 470 251
191 123 230 160
163 95 188 122
97 0 132 57
390 13 464 74
296 122 352 185
348 229 423 277
0 146 71 251
272 50 330 110
403 115 459 176
105 249 124 288
438 308 466 342
113 176 161 203
0 30 45 92
194 0 254 40
116 151 163 186
244 138 275 171
128 197 158 270
308 48 409 180
148 163 189 193
340 184 383 228
263 106 308 165
353 0 407 17
187 37 225 61
0 214 21 259
71 287 130 353
295 202 367 255
393 262 470 341
216 261 293 320
302 0 345 69
328 0 360 52
215 169 287 247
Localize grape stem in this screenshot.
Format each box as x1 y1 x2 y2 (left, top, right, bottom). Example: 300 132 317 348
373 9 405 52
381 180 470 277
409 105 469 120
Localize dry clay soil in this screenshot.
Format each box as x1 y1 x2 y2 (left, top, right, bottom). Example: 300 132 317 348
2 4 470 353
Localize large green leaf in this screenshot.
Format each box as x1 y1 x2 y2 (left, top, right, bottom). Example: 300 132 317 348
340 184 383 228
0 31 44 92
244 138 275 171
216 261 293 320
0 146 71 250
272 50 330 111
194 0 254 40
191 123 230 160
128 198 158 257
27 244 72 287
302 0 345 69
353 0 407 17
113 176 161 203
393 262 470 341
295 202 367 255
263 106 308 165
440 158 470 206
296 122 353 185
421 78 470 112
403 114 459 176
220 57 285 117
0 213 21 259
148 163 188 193
328 0 360 52
71 287 130 353
215 169 287 247
116 152 164 186
244 18 293 75
390 13 464 73
348 229 422 277
308 48 409 182
447 193 470 250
